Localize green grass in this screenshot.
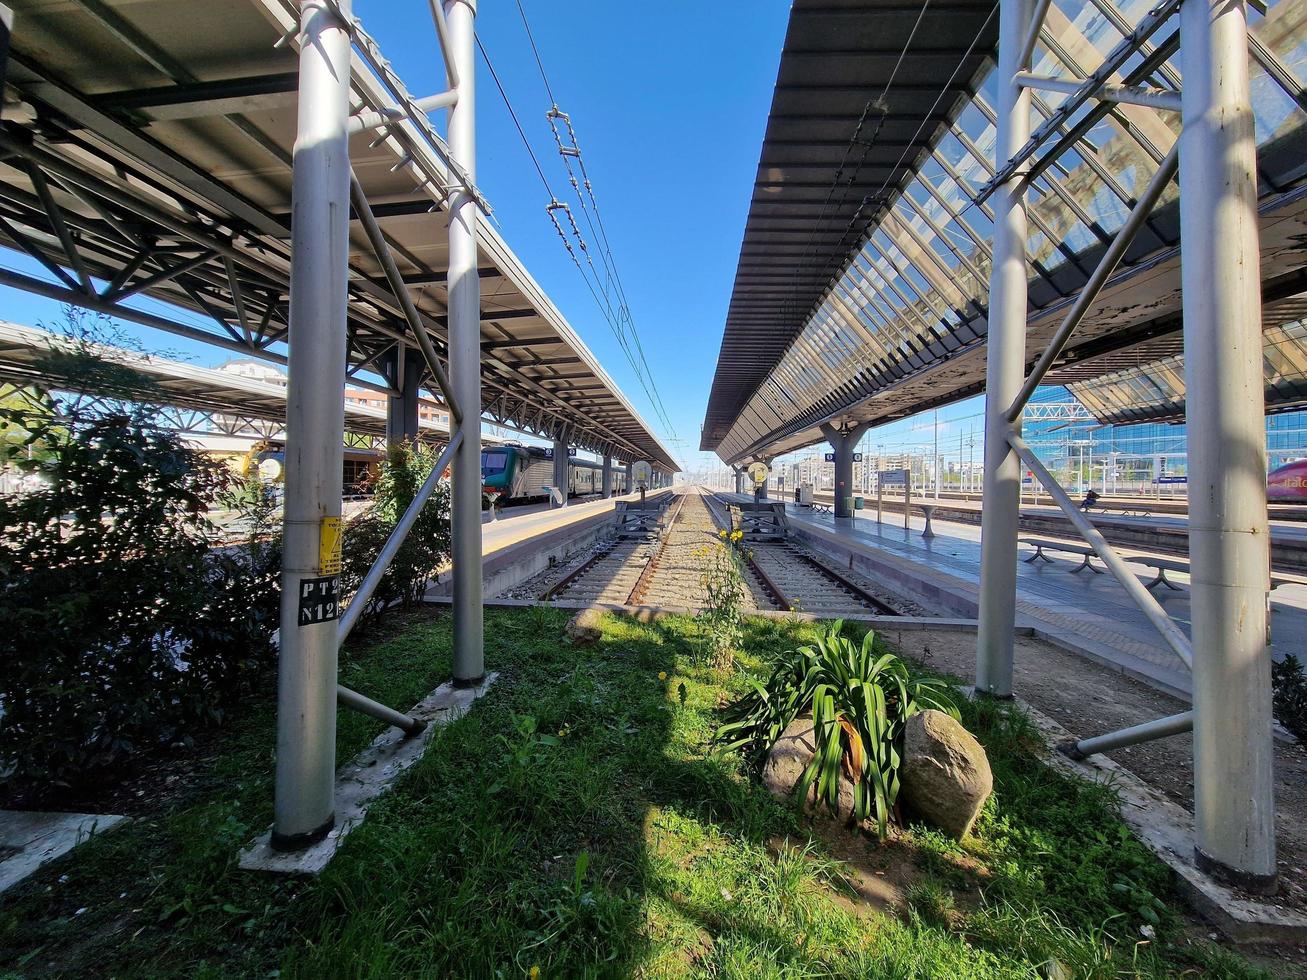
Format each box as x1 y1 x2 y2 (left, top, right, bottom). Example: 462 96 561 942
0 608 1269 978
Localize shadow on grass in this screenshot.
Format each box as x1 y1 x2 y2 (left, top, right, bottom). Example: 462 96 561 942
0 609 1274 979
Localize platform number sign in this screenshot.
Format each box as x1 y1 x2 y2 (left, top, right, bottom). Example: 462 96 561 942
298 576 339 626
542 447 578 459
824 452 835 462
852 453 863 462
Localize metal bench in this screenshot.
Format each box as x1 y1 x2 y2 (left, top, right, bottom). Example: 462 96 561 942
1083 500 1153 518
1020 537 1103 573
1139 555 1299 594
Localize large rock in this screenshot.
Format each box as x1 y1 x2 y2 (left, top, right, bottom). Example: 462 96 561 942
763 719 856 821
900 709 992 840
564 607 605 645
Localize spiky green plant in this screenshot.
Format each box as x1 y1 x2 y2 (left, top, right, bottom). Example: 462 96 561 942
716 622 959 838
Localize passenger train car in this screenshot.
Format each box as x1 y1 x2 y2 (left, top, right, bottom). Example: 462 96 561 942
241 441 381 495
481 444 625 507
1268 459 1307 503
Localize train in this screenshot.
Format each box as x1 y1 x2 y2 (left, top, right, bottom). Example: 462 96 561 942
235 440 628 508
240 441 381 495
1268 459 1307 503
481 443 626 506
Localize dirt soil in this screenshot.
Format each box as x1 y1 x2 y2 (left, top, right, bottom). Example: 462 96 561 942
880 627 1307 938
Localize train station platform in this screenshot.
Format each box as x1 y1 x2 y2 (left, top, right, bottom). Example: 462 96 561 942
721 492 1307 701
429 488 674 599
806 489 1307 572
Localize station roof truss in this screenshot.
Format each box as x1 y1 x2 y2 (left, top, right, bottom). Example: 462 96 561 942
0 0 678 471
701 0 1307 464
0 320 450 446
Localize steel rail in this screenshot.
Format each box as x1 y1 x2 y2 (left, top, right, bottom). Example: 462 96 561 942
1059 710 1193 760
627 492 686 605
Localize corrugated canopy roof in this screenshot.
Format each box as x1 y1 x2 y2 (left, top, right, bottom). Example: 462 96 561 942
0 0 678 471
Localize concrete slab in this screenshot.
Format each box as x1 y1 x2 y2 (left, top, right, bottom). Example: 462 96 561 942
0 810 127 895
1019 696 1307 944
239 672 498 876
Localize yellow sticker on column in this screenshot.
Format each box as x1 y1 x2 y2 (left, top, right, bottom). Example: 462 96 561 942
319 517 342 576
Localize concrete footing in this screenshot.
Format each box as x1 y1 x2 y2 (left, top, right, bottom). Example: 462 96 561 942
240 672 497 875
1018 695 1307 944
0 810 127 895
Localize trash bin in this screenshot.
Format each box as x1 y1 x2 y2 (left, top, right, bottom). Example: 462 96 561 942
853 496 865 510
843 496 854 513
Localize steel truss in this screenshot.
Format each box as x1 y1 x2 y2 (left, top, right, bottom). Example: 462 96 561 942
977 0 1277 892
0 0 653 466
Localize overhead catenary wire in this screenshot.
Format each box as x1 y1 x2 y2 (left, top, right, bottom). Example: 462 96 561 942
510 0 678 442
477 34 677 450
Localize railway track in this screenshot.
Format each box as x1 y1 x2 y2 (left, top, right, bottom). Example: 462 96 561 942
703 492 900 616
534 487 903 615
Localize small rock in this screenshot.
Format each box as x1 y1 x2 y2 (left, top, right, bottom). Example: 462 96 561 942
73 907 88 916
762 719 857 821
900 709 993 841
564 608 605 645
1140 924 1156 939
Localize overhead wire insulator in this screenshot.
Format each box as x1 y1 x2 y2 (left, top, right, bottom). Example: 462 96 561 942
546 105 581 157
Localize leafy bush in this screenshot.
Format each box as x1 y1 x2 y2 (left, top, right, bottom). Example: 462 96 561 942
0 312 278 794
338 439 451 634
1272 653 1307 742
716 621 958 838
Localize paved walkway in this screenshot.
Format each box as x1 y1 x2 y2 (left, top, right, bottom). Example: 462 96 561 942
726 492 1307 695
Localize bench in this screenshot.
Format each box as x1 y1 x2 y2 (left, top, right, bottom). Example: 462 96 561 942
1083 500 1153 518
1135 555 1300 594
1022 538 1300 594
810 501 833 515
1021 537 1103 573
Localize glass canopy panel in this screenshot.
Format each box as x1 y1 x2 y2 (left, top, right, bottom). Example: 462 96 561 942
717 0 1307 459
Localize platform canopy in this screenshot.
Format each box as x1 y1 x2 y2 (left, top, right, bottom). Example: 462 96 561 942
701 0 1307 464
0 320 451 441
0 0 678 471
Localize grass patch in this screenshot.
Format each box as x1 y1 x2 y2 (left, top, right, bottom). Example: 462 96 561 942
0 609 1268 977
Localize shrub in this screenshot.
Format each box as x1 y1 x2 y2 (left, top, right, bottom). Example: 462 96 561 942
716 621 958 838
0 312 278 794
338 439 451 634
1272 653 1307 743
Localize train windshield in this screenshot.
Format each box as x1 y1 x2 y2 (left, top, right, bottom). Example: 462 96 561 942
481 450 509 475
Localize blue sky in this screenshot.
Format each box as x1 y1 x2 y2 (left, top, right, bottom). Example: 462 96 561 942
0 1 984 473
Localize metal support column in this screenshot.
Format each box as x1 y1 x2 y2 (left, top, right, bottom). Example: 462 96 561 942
975 0 1033 699
272 0 352 851
822 422 872 519
601 454 613 497
625 460 633 494
757 460 771 500
1180 0 1275 891
734 468 744 495
385 345 422 446
552 437 568 507
446 0 483 686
